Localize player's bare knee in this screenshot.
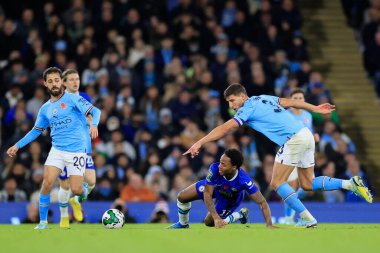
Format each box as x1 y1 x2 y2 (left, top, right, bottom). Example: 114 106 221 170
86 178 96 187
71 187 83 196
270 180 280 190
177 191 187 203
42 179 54 191
300 182 312 191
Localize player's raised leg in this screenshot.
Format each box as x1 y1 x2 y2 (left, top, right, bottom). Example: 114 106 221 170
70 156 96 221
84 159 96 196
298 167 373 203
35 165 62 229
166 182 200 228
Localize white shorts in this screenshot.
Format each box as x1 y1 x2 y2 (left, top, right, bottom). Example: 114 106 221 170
275 127 315 168
45 147 86 177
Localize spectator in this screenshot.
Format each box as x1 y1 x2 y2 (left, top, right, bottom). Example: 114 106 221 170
120 173 157 202
0 177 27 202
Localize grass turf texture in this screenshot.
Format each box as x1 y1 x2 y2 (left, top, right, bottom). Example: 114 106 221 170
1 224 378 253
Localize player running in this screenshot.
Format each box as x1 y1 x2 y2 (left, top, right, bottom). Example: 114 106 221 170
6 67 101 229
283 89 319 224
167 149 275 229
184 83 372 228
58 69 97 228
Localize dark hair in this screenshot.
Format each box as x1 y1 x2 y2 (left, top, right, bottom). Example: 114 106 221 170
290 88 305 97
224 148 244 169
62 69 79 81
224 83 247 98
43 67 62 81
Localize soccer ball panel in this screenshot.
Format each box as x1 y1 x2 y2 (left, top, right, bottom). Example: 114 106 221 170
102 209 125 229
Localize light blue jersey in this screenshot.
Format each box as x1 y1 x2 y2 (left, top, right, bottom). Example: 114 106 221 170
233 95 303 146
17 92 100 153
77 91 92 153
289 109 313 132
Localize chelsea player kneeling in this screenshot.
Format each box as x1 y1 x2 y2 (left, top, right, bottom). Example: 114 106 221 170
167 149 276 229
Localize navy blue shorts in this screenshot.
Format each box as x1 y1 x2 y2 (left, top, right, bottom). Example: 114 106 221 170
195 180 244 218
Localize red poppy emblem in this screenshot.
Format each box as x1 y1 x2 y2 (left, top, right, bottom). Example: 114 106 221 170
304 118 309 123
223 185 229 190
61 102 66 109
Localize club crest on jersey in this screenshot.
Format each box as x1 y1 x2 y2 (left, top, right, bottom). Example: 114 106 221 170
206 170 213 182
61 102 66 109
52 108 58 115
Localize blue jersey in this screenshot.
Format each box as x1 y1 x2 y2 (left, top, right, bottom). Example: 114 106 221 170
289 109 313 132
33 92 95 153
207 162 258 199
195 163 258 218
79 91 92 103
233 95 303 146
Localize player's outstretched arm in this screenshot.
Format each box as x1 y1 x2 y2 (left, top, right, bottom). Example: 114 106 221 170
183 119 239 158
204 185 226 228
251 191 278 228
7 127 43 157
279 98 335 115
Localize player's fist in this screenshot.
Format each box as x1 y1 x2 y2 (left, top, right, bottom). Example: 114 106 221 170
7 145 19 158
214 218 226 229
89 126 98 139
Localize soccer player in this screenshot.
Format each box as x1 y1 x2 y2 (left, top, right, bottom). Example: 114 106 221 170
58 69 97 228
283 88 319 224
6 67 101 229
167 148 275 229
184 83 372 228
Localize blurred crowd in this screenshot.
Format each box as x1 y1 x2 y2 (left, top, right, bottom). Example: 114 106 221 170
342 0 380 100
0 0 373 211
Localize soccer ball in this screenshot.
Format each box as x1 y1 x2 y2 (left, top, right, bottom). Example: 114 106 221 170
102 209 125 229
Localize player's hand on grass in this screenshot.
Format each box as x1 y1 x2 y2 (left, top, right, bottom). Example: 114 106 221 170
7 145 19 158
214 218 227 228
313 103 335 114
183 142 201 158
89 126 98 139
266 224 279 229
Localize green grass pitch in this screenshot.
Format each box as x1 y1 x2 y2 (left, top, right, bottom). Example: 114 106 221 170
1 224 378 253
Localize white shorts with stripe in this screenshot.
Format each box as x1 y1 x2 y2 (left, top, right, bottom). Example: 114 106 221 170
275 127 315 168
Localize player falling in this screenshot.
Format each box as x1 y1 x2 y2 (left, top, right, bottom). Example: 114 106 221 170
168 149 275 229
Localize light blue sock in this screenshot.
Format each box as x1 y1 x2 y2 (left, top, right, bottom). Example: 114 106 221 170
39 193 50 223
312 176 343 191
276 183 306 214
284 203 295 217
